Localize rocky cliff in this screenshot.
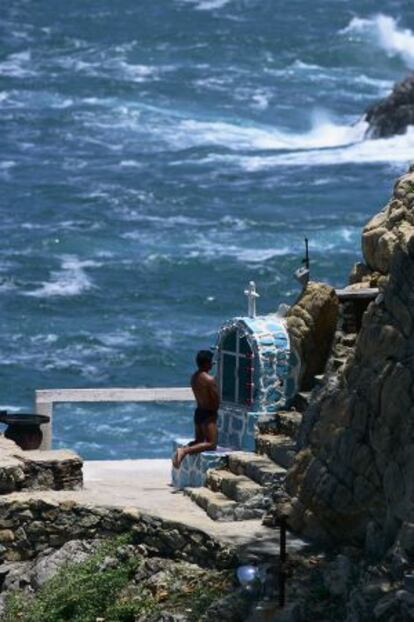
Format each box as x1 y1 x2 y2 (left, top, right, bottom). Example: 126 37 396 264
286 165 414 560
365 74 414 138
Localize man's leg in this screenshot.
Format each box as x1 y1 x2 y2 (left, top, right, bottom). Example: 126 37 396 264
188 422 204 447
173 418 217 468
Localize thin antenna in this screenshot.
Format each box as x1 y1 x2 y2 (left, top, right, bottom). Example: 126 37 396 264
303 237 309 271
294 237 310 290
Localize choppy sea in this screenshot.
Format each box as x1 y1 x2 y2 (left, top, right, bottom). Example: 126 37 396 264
1 0 414 458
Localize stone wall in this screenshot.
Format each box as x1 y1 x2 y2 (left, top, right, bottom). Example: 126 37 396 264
286 166 414 556
0 496 236 569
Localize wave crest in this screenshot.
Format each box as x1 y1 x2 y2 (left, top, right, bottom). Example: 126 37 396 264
177 113 367 152
26 256 98 298
342 14 414 68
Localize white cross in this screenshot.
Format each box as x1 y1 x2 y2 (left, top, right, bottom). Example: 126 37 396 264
244 281 260 318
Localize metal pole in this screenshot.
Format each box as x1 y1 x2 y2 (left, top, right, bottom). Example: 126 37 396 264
278 516 287 608
304 237 309 271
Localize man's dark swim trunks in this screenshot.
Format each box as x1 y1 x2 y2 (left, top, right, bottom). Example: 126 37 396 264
194 407 218 425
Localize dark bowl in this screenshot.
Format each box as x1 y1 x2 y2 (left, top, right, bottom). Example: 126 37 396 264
0 413 50 426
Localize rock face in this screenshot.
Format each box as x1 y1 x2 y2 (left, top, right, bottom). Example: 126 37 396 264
286 166 414 555
286 282 339 390
365 74 414 138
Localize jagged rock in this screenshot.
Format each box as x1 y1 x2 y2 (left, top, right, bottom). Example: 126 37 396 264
287 166 414 548
286 282 339 390
400 523 414 561
200 589 248 622
323 554 353 597
365 74 414 138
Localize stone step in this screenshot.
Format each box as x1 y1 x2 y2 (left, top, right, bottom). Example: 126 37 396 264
185 485 267 522
275 411 302 439
227 451 287 487
184 487 239 521
206 469 263 503
257 415 279 435
257 411 302 439
255 434 296 469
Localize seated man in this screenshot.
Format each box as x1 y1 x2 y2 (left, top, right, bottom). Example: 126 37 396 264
173 350 219 468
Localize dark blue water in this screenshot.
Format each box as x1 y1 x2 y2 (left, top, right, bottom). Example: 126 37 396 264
1 1 414 458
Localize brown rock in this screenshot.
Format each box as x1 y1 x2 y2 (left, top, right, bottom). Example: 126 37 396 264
285 166 414 548
286 282 339 390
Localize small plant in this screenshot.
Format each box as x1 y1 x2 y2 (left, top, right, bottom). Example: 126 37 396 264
2 534 233 622
2 534 152 622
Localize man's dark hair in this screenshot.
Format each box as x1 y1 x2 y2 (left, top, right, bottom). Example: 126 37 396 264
196 350 213 369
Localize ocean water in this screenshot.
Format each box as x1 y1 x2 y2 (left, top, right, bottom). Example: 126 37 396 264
1 1 414 458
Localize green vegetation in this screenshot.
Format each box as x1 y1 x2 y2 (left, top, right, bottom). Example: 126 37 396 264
2 534 233 622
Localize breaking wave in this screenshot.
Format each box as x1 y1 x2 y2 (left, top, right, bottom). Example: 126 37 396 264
173 114 368 152
26 256 99 298
200 126 414 169
342 14 414 68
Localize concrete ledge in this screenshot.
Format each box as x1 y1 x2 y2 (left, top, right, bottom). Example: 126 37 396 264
0 460 309 562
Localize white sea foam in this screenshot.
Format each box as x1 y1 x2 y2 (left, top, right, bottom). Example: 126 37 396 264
0 51 35 78
120 160 142 168
202 126 414 169
236 247 293 262
251 91 271 110
52 98 73 109
99 331 135 347
116 61 160 83
0 161 16 170
342 14 414 68
174 113 368 152
291 60 324 71
26 256 98 298
0 279 17 293
180 0 231 10
168 234 357 264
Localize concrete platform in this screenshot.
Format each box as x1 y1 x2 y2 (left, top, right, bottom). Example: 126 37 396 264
3 459 308 562
83 460 307 560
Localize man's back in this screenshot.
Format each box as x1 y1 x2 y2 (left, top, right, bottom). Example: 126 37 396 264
191 370 219 412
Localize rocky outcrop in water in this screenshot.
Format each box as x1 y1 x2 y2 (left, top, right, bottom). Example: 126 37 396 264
286 165 414 560
365 74 414 138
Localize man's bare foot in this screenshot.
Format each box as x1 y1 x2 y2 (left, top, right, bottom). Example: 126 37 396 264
172 447 186 469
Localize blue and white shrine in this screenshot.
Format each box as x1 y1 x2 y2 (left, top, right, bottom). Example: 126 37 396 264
172 282 301 488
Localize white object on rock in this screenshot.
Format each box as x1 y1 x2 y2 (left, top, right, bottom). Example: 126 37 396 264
244 281 260 318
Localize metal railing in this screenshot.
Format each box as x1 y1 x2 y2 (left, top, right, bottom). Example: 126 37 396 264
35 387 194 450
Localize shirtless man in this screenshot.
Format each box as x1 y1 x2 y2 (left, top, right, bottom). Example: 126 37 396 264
172 350 219 469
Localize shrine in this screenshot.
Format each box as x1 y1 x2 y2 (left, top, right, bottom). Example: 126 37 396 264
172 282 301 488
